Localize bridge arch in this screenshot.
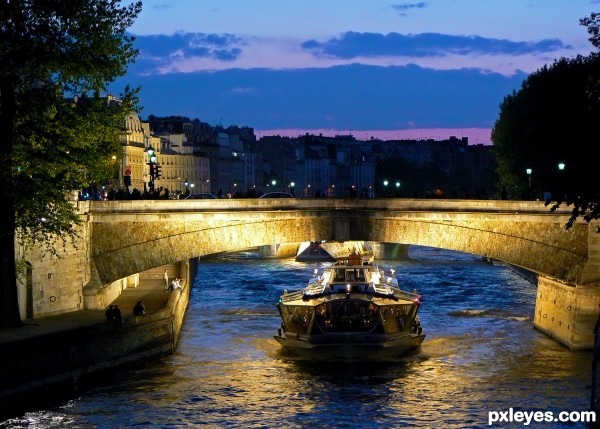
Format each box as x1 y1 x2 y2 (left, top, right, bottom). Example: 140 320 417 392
88 199 596 287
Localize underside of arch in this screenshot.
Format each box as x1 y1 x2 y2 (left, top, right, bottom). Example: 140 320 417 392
91 213 590 285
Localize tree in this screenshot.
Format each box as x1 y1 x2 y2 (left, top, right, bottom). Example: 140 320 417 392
491 33 600 228
0 1 142 328
581 13 600 109
492 12 600 229
581 12 600 49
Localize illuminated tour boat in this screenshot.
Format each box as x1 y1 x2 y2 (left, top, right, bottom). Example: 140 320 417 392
275 252 425 358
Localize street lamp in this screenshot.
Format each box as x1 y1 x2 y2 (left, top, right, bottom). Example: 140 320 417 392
147 145 156 192
526 168 532 188
557 162 566 200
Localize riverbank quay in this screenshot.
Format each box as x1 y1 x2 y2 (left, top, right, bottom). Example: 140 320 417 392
0 277 191 417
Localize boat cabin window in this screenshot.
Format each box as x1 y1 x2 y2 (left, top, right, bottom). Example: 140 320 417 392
330 283 369 293
314 300 378 332
343 268 365 282
380 304 415 333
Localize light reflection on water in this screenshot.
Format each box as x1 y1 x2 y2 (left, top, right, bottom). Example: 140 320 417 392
0 246 594 428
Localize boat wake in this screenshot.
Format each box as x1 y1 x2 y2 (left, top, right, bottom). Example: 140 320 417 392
219 308 276 317
448 308 530 322
271 344 428 364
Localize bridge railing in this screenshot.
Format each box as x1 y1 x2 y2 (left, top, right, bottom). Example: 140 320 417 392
81 198 576 216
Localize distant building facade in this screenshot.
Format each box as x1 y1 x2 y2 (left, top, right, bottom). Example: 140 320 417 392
118 114 496 199
119 112 148 192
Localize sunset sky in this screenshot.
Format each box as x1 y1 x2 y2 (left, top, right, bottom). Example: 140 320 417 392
111 0 599 143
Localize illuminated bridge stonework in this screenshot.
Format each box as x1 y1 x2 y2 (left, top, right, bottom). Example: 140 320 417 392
22 199 600 350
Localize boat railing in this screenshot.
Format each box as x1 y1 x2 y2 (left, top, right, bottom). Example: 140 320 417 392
280 290 305 303
304 281 326 295
372 284 391 295
376 276 421 301
281 284 420 303
393 289 421 302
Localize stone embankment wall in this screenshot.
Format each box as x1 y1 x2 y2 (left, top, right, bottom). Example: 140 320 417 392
534 276 599 350
15 211 92 319
0 274 191 408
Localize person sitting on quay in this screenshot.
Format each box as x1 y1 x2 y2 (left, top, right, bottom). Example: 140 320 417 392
170 278 183 292
105 305 115 321
112 305 123 329
133 301 145 316
105 304 123 329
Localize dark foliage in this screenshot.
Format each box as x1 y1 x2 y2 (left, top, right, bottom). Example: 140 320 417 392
492 45 600 230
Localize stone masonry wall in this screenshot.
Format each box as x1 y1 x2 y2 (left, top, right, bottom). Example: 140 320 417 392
534 276 600 349
15 202 92 319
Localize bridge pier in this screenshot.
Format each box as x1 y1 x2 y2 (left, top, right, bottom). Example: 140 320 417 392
258 243 299 259
534 275 600 350
372 242 410 260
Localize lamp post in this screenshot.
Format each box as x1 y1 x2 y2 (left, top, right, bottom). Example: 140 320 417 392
526 168 532 188
383 180 389 197
146 146 156 192
558 162 566 200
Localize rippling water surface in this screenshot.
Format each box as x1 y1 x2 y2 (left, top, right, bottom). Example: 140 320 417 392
1 246 594 428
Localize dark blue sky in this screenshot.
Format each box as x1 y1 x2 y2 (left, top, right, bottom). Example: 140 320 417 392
110 0 597 143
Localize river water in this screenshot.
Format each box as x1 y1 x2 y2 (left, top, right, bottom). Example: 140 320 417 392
1 246 595 428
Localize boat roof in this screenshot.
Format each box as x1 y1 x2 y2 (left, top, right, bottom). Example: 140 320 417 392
333 253 374 266
281 294 416 306
279 253 422 305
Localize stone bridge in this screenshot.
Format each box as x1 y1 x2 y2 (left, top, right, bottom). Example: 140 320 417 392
19 198 600 349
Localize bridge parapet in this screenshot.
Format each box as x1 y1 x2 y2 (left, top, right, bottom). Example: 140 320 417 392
83 197 577 215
